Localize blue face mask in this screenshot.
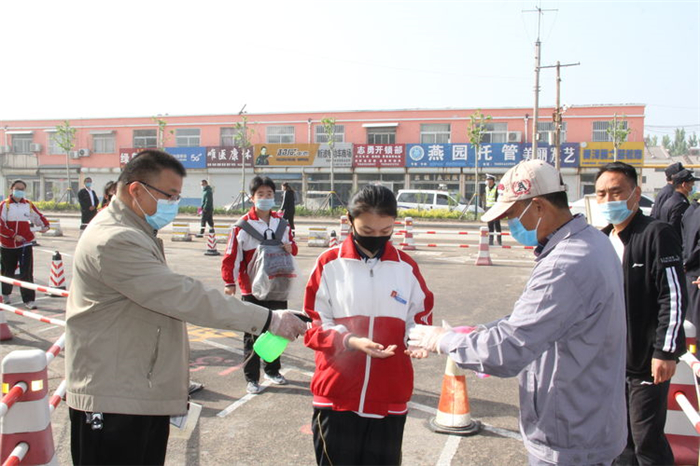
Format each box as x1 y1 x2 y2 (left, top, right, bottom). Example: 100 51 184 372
255 198 275 211
135 184 180 230
507 201 541 247
599 191 635 225
12 190 25 200
85 182 92 188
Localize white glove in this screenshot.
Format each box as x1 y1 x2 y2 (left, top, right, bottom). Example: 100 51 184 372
407 324 448 353
269 310 308 341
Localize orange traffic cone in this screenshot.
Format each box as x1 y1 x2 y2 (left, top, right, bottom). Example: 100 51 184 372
474 227 493 266
204 231 220 256
430 357 481 436
328 230 338 248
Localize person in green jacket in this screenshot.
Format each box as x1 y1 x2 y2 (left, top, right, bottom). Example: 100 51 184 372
197 179 215 237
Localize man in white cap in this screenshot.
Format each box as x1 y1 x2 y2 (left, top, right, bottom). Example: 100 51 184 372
408 160 627 465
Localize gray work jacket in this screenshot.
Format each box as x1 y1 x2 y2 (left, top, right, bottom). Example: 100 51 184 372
440 215 627 464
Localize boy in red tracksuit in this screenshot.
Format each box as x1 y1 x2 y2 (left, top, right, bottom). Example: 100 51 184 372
304 185 434 466
221 176 298 395
0 180 50 309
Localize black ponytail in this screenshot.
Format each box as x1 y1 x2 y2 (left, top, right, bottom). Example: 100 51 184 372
348 185 397 219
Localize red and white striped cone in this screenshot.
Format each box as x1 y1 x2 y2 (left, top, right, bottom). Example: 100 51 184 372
474 227 493 266
48 251 66 290
429 357 481 436
0 295 12 341
401 217 416 251
339 215 350 244
665 320 699 464
204 231 220 256
328 230 338 248
1 349 58 466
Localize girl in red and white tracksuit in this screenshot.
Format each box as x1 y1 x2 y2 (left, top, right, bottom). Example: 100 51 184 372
304 185 434 466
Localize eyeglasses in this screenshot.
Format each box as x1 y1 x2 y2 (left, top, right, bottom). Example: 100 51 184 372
129 181 181 202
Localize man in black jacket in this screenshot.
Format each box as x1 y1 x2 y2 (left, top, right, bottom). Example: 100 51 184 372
659 169 698 239
197 180 214 238
78 177 99 230
682 201 700 327
596 162 687 466
650 162 684 219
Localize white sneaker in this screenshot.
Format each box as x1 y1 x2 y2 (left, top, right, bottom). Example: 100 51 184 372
264 373 288 385
246 381 263 394
25 301 37 310
2 295 10 305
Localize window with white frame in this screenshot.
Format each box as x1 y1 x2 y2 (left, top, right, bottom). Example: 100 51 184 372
420 124 451 143
367 127 396 144
47 133 64 154
221 127 236 146
592 121 627 142
266 126 295 144
315 124 345 143
176 128 201 147
11 134 33 153
537 122 567 143
92 133 116 153
133 130 158 148
482 123 507 143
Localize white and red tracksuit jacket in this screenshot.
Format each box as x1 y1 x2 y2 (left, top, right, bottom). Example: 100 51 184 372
304 235 434 417
0 197 49 249
221 207 298 296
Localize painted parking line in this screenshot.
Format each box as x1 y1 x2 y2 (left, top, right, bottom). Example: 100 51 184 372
216 367 293 418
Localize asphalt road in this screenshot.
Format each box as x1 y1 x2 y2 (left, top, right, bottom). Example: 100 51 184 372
2 223 536 465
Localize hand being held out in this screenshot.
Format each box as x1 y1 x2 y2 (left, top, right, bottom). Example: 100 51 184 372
347 336 397 358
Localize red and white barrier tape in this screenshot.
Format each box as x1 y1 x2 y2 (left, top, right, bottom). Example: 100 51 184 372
0 303 66 327
397 242 534 250
45 333 66 365
48 379 67 415
2 442 29 466
674 391 700 434
0 275 69 298
0 382 27 419
396 229 511 237
680 352 700 378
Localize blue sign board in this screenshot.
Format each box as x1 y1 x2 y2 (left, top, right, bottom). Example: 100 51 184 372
166 147 207 169
406 144 469 167
406 143 580 168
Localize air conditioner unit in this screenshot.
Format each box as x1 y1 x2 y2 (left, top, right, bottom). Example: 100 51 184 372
77 148 90 157
507 131 522 143
70 150 80 159
29 143 42 152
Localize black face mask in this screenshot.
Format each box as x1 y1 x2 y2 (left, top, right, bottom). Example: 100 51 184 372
352 226 392 255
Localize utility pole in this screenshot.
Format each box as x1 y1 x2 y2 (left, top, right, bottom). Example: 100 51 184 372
539 60 580 171
523 2 557 158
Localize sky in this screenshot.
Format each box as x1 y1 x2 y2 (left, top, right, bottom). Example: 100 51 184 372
1 0 698 138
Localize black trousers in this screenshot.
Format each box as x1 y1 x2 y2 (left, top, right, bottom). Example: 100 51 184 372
200 209 214 234
312 408 406 465
487 219 502 245
283 212 295 232
80 209 97 230
614 377 674 466
242 295 287 382
1 245 35 302
69 408 169 465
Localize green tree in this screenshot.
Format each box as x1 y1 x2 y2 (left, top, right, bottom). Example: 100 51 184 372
53 120 77 203
689 132 698 149
662 135 672 150
467 110 491 217
321 117 337 194
644 134 658 147
152 116 173 148
606 114 631 162
671 128 688 156
233 115 255 209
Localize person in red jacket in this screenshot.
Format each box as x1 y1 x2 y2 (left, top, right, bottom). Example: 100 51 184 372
304 185 434 466
0 180 49 309
221 176 298 394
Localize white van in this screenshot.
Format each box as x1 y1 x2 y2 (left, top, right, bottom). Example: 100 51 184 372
396 189 484 213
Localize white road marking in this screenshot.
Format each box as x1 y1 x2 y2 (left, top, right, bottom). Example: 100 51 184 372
436 435 461 466
216 367 293 418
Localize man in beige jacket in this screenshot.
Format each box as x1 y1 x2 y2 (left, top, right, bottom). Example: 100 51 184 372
65 149 306 465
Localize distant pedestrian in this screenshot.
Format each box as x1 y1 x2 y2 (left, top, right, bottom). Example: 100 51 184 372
650 162 684 219
197 179 214 238
659 168 698 239
222 176 298 394
0 180 50 309
280 182 296 234
483 174 501 245
78 177 100 230
101 180 116 209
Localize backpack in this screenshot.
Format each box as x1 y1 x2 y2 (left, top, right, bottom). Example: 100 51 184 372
235 217 296 301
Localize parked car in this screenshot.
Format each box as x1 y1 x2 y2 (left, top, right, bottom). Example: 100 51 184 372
569 194 654 226
396 189 484 213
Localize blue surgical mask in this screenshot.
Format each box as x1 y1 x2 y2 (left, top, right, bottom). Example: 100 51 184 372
691 186 697 197
135 183 180 230
12 190 25 200
85 182 92 188
255 198 275 211
507 201 541 247
599 191 635 225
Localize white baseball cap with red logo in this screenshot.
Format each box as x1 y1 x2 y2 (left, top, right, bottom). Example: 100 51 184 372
481 160 567 222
